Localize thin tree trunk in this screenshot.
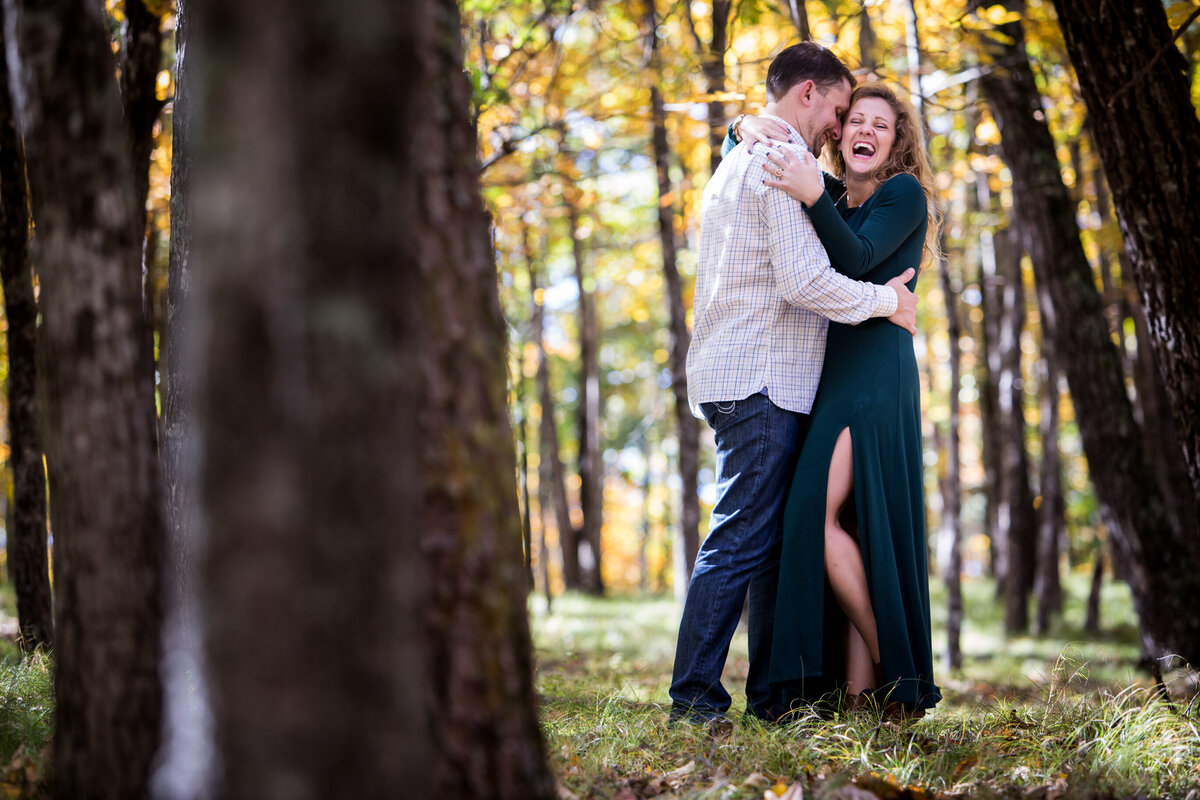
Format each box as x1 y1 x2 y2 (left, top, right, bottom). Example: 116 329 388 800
646 0 700 587
565 196 603 594
1034 331 1063 634
905 9 961 667
534 290 580 589
1052 0 1200 511
0 24 52 652
525 225 555 612
969 98 1005 580
639 432 653 593
1084 551 1105 634
192 0 554 796
516 341 534 582
995 226 1037 633
780 0 811 40
3 0 165 795
976 0 1200 661
705 1 730 177
985 226 1010 591
683 0 731 176
976 218 1003 579
939 235 963 670
856 1 876 73
522 220 579 589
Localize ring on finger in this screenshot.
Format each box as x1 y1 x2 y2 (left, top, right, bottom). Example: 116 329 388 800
775 167 783 177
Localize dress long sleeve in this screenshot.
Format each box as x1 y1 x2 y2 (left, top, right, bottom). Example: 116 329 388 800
804 173 926 280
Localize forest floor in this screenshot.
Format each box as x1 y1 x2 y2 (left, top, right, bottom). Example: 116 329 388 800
532 576 1200 800
0 584 52 799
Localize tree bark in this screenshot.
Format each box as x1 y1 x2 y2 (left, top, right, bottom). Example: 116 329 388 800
1129 286 1200 564
161 0 197 666
1052 0 1200 512
646 0 700 588
975 0 1200 661
0 21 52 652
153 4 214 796
3 0 166 795
192 1 554 796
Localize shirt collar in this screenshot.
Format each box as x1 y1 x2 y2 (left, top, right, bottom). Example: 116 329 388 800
758 114 808 151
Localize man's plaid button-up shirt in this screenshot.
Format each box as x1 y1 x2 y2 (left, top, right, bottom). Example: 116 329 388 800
685 115 898 416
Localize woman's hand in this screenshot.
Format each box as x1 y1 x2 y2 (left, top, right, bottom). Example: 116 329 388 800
763 147 824 207
735 115 793 152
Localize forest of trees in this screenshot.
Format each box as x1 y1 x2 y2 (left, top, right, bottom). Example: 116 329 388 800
0 0 1195 797
467 0 1200 663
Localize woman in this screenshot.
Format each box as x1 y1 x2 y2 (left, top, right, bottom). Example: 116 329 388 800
730 83 942 718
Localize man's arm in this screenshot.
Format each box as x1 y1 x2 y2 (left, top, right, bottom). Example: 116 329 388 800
759 160 907 326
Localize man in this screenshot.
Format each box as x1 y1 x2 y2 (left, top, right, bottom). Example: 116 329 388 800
671 42 918 725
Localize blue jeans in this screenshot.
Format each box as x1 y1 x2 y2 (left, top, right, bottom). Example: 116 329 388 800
669 393 806 721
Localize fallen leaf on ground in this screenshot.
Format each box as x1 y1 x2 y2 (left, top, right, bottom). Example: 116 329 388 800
776 780 805 799
742 772 769 789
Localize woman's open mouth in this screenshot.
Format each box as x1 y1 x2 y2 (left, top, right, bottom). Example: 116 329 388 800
851 141 876 159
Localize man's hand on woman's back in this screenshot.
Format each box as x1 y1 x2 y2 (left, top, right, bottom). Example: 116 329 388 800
885 268 918 335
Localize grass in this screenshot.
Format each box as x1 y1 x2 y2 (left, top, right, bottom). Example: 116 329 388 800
533 575 1200 799
0 581 54 798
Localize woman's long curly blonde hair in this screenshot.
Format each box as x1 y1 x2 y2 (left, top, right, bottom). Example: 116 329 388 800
826 83 942 269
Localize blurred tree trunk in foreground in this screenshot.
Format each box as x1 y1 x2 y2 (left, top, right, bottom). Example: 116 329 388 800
1053 0 1200 515
4 0 166 795
975 0 1200 663
154 1 212 797
0 21 52 652
193 0 554 797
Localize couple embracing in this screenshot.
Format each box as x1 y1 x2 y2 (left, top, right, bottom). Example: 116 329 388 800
671 41 942 726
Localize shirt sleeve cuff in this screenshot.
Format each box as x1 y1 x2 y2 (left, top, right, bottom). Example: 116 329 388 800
877 285 898 317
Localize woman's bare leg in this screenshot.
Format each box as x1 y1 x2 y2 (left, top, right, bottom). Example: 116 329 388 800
844 622 876 696
824 428 880 683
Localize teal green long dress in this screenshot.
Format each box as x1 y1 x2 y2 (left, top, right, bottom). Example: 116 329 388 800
770 172 942 712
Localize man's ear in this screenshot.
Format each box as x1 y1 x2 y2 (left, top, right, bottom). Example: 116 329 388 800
794 79 816 107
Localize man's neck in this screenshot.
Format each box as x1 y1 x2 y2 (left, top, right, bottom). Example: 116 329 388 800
762 103 810 149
